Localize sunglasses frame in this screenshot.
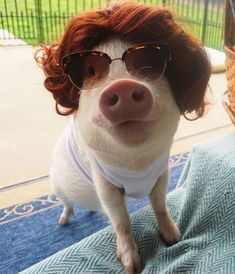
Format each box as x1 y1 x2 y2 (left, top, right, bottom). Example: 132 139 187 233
61 42 171 89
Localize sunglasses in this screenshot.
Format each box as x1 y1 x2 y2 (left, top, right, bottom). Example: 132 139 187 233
61 42 171 90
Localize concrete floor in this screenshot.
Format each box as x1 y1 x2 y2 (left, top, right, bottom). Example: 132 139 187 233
0 45 233 208
0 46 67 187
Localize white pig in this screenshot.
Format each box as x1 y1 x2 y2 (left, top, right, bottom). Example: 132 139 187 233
37 3 211 273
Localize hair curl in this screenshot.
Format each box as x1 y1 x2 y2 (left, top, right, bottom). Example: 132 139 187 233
35 2 211 117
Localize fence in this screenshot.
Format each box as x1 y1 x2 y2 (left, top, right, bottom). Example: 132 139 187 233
0 0 223 49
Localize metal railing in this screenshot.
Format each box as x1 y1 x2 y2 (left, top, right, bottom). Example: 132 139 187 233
0 0 223 49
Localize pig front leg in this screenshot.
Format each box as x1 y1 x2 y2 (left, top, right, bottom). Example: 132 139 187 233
149 171 181 245
59 206 74 225
93 171 142 274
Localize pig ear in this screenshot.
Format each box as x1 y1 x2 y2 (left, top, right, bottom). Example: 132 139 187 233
166 39 211 120
35 45 80 116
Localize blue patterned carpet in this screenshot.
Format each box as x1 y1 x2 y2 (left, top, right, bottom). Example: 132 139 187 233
0 152 189 274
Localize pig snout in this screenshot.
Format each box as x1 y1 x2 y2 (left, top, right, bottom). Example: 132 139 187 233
99 80 153 124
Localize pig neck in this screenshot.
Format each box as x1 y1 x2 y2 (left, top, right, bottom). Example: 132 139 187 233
73 122 173 171
92 148 171 171
88 143 172 171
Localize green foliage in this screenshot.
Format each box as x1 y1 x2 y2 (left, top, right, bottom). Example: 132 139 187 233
0 0 223 49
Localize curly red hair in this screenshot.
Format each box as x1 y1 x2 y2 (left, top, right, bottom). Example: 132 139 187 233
36 2 211 117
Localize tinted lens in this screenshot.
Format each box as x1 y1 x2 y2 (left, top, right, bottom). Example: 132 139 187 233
62 53 110 89
124 46 167 79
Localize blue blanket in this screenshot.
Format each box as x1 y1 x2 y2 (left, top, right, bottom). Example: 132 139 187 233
21 133 235 274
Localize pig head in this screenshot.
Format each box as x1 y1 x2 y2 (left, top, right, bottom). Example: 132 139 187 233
77 38 181 169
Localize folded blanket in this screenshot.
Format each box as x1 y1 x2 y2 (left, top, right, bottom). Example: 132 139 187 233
21 133 235 274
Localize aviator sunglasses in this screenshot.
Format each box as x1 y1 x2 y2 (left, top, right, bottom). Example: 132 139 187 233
61 42 171 90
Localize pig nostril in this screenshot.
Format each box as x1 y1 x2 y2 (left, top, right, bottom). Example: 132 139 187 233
132 90 144 102
108 94 119 106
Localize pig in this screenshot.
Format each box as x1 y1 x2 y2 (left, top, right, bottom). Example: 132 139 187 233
36 3 211 273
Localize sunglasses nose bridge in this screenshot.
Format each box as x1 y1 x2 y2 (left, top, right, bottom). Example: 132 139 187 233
108 57 129 80
111 57 123 62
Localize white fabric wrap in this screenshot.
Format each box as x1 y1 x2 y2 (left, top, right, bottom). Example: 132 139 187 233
65 118 169 198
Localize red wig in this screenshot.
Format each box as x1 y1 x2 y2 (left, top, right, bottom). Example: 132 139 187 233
36 2 211 118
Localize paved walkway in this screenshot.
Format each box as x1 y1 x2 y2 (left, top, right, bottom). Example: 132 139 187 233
0 45 233 206
0 45 67 187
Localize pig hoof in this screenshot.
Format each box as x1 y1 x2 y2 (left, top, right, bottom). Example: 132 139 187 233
59 207 74 225
117 244 142 274
160 223 181 246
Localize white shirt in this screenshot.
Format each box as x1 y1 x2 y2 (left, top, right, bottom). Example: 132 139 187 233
65 118 169 198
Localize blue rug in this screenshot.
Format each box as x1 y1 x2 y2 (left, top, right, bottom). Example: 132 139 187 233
0 152 189 274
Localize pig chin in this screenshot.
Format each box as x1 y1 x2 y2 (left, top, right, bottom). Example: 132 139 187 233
92 115 156 145
112 120 155 145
